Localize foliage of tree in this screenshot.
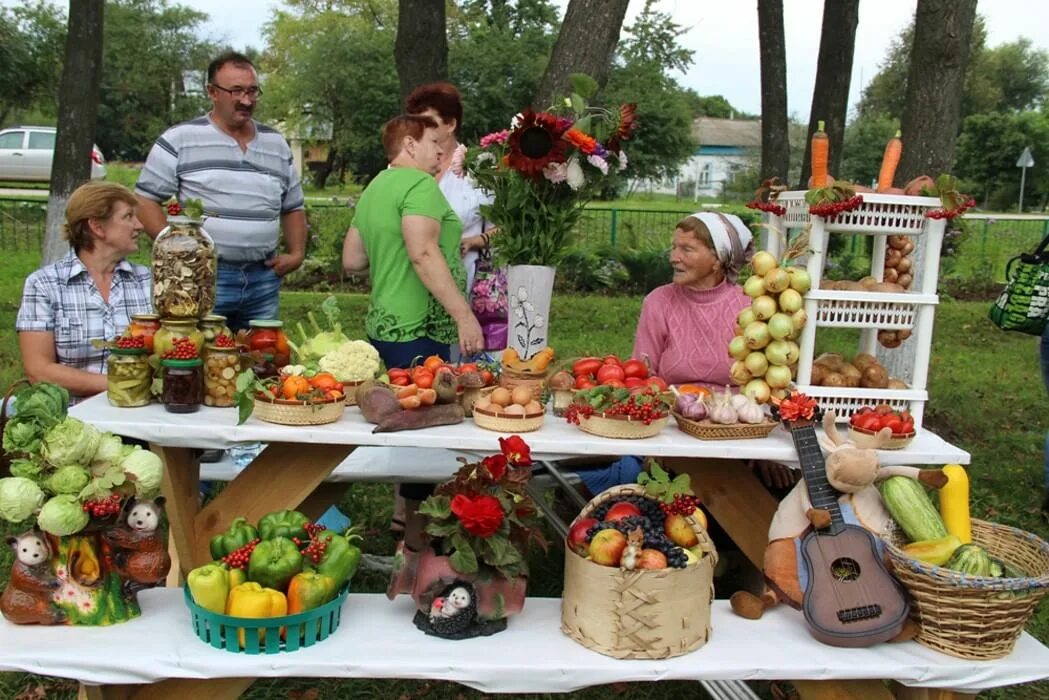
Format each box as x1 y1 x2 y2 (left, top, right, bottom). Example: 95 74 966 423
0 1 66 126
686 94 750 119
955 111 1049 211
840 113 899 187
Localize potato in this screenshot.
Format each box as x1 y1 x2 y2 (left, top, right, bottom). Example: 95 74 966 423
858 276 878 288
810 363 829 386
840 363 862 388
904 175 935 196
878 330 902 349
851 353 878 372
897 328 912 341
897 272 913 288
819 279 839 290
887 378 909 390
861 364 889 388
814 352 846 371
837 280 866 291
822 371 847 387
887 235 909 250
868 282 906 294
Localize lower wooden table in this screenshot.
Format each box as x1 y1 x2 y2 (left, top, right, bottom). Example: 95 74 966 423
25 395 1024 699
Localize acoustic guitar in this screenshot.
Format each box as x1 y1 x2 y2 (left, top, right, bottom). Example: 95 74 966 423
774 393 909 648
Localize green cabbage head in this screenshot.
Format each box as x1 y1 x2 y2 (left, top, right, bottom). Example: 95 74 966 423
120 448 163 499
0 477 46 522
45 465 91 496
42 417 100 467
92 432 124 467
37 495 89 536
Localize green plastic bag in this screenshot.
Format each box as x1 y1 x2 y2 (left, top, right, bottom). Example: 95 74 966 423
989 234 1049 336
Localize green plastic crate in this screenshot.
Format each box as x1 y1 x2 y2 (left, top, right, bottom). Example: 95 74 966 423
183 583 350 654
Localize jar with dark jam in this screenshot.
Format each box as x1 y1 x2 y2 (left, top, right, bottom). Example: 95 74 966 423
161 358 203 413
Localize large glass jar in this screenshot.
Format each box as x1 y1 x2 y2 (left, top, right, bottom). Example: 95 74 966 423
199 314 231 345
151 216 217 318
153 317 205 362
204 344 241 407
107 348 152 407
161 358 203 413
246 320 290 371
128 313 161 354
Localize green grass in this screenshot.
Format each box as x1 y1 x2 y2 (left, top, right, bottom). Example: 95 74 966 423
1 261 1048 697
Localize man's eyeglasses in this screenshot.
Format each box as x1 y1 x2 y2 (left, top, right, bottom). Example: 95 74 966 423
209 83 262 99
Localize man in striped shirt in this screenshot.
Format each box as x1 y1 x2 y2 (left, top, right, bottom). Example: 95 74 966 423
135 51 307 330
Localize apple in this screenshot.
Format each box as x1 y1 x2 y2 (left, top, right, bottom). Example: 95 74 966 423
589 528 628 566
605 501 642 522
664 513 699 548
636 549 669 570
682 547 699 566
566 517 598 557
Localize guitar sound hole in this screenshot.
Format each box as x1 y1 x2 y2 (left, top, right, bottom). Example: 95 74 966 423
830 557 861 582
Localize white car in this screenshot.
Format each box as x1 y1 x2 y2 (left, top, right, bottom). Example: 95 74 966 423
0 126 107 182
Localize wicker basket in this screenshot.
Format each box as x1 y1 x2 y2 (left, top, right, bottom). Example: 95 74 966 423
883 519 1049 660
672 413 777 441
341 380 366 406
576 414 668 439
498 367 548 402
847 425 915 450
472 404 545 433
561 484 717 659
253 396 344 426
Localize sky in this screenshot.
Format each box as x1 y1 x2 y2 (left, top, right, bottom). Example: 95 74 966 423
25 0 1049 122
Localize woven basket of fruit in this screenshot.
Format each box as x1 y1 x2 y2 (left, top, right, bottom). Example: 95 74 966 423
565 385 670 439
471 386 544 432
884 519 1049 660
577 413 667 439
253 395 344 426
561 483 717 659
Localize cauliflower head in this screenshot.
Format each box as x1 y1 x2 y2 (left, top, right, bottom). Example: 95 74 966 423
318 340 381 382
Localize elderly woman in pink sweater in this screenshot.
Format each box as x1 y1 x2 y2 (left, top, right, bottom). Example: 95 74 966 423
633 212 753 389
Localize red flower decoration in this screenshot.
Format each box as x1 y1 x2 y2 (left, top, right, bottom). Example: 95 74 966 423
450 494 505 538
564 129 598 155
507 110 568 179
499 435 532 466
777 392 818 423
481 454 507 480
607 103 638 152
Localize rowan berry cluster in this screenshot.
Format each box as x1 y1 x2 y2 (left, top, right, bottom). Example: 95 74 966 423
221 538 261 569
115 335 145 350
745 200 787 217
166 202 183 216
212 334 236 348
659 493 702 517
300 533 332 565
809 195 864 218
162 336 199 360
82 493 123 518
926 197 976 220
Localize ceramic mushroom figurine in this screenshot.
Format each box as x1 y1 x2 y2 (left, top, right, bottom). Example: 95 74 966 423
730 410 946 639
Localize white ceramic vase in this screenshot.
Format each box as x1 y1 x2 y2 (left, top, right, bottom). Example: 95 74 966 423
505 264 556 360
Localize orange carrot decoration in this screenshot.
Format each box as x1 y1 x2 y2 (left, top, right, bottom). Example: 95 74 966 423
810 120 829 188
877 130 903 192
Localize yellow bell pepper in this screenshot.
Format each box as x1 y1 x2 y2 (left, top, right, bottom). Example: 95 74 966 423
226 582 288 649
939 464 972 544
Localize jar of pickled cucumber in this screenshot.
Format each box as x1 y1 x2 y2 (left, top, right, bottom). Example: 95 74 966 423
153 317 204 361
107 348 152 407
161 358 203 413
199 314 231 344
204 344 241 407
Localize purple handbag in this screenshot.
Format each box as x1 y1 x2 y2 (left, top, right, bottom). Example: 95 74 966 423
470 246 508 350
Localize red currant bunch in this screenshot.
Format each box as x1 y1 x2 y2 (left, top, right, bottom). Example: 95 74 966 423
212 334 236 349
82 493 123 518
220 538 261 570
667 492 703 517
301 533 332 565
810 195 863 219
746 200 787 217
115 334 145 350
564 403 596 425
162 336 199 360
166 202 183 216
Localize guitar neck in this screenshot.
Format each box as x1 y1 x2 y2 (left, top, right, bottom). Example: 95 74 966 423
789 423 845 531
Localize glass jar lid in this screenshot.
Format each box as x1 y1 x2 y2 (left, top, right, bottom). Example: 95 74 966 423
111 347 147 356
248 319 284 328
201 314 227 324
160 316 200 326
161 358 202 367
131 313 160 322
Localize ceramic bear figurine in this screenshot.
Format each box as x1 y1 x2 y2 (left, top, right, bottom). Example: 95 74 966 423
104 497 171 596
2 530 65 625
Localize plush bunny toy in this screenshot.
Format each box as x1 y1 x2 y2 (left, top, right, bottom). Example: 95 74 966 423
730 409 945 639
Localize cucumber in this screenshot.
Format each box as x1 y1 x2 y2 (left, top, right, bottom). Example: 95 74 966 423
945 544 994 576
879 476 949 543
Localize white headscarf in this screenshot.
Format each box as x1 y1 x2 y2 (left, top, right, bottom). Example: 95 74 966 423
689 212 755 283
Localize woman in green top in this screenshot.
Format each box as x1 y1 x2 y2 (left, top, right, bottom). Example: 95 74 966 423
343 114 484 367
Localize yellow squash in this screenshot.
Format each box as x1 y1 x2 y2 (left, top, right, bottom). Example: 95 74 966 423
939 464 972 544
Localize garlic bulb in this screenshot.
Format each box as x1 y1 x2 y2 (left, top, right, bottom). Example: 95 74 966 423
735 397 766 425
708 387 738 425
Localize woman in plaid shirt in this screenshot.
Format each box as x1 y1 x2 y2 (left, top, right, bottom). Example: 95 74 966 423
16 182 152 402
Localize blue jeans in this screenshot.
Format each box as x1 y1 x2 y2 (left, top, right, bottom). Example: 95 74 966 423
369 336 450 370
215 258 281 332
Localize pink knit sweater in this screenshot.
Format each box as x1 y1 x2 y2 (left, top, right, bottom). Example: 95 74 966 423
632 282 750 388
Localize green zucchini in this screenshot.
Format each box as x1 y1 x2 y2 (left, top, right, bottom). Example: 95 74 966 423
945 544 994 576
878 476 949 543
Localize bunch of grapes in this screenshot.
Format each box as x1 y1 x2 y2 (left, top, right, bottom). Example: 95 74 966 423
115 335 145 350
221 538 261 569
660 493 703 517
162 336 199 360
82 494 123 518
212 334 236 349
926 197 976 220
809 195 864 218
745 200 787 217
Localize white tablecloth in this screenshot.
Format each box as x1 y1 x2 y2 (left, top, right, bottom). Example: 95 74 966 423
69 394 970 465
0 590 1044 693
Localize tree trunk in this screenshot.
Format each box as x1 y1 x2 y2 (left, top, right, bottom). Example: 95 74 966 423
534 0 629 108
42 0 105 265
394 0 448 102
878 0 977 383
757 0 790 182
797 0 859 188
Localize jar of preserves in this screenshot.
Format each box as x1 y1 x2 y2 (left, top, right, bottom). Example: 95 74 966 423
199 314 231 344
246 320 290 370
251 353 279 380
107 348 152 407
151 216 217 318
128 313 161 354
153 317 205 361
161 358 203 413
204 344 241 407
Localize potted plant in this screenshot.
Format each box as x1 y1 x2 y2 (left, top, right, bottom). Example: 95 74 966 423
387 436 547 638
468 74 638 359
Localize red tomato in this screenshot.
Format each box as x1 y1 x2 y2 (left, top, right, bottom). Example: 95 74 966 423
883 417 907 435
423 355 444 372
388 368 410 379
390 376 411 387
602 354 622 366
480 369 495 386
574 375 595 390
874 403 894 416
596 364 626 384
624 377 645 389
572 358 602 376
413 370 434 389
458 363 479 374
622 359 648 380
645 376 668 392
899 420 915 435
248 330 278 351
854 413 881 431
602 379 626 389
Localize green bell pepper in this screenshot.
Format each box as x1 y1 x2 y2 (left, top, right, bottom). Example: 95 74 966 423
304 529 361 589
247 536 303 591
209 516 259 560
258 509 311 542
186 562 231 614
